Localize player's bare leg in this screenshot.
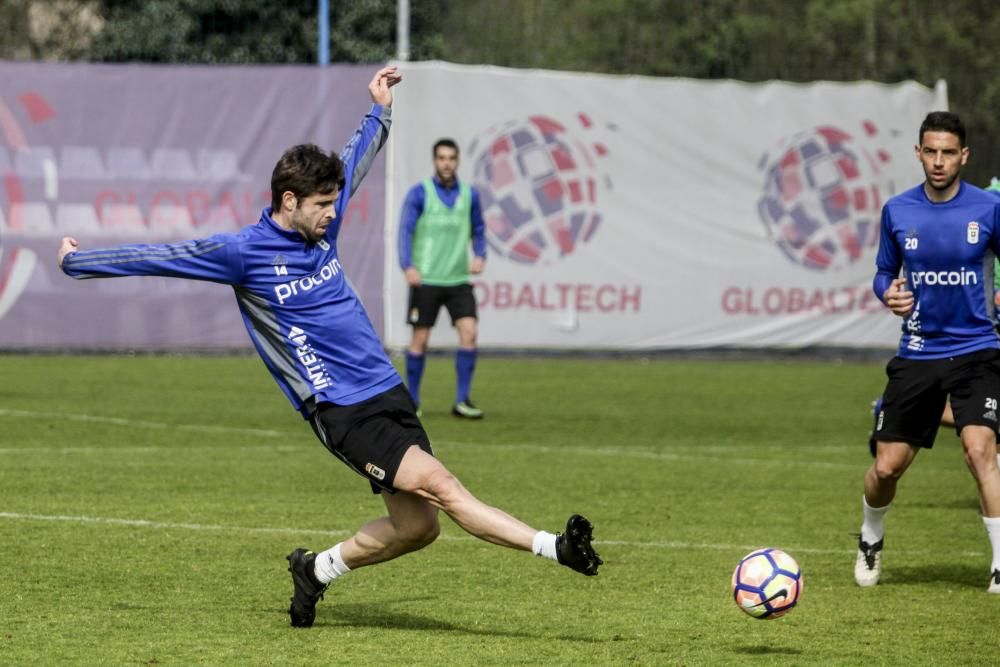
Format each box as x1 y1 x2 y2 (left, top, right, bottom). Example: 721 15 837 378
393 445 537 549
941 400 956 427
287 479 442 627
962 426 1000 515
338 491 441 567
393 445 601 573
288 445 602 626
856 440 919 587
960 425 1000 592
937 402 1000 469
408 325 431 356
865 441 919 508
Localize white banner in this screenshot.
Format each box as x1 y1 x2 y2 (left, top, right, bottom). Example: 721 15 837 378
386 61 947 350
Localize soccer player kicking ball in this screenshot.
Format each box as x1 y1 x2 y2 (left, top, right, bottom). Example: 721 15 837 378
56 66 602 628
860 111 1000 593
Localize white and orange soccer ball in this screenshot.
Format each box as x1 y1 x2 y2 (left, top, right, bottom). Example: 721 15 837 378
731 548 802 619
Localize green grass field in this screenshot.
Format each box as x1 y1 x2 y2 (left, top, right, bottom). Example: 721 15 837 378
2 353 999 665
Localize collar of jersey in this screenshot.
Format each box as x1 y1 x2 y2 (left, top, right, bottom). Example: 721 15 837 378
920 179 965 206
260 207 310 242
432 176 461 191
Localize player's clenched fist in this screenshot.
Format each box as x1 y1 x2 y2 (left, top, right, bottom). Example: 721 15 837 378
57 237 79 267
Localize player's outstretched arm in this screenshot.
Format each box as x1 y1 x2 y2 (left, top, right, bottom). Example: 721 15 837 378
368 65 402 107
58 235 242 283
337 67 401 206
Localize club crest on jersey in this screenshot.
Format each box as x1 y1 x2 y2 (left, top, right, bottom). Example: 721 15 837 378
272 254 288 276
967 221 980 244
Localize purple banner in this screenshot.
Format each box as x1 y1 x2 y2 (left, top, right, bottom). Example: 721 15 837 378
0 62 385 349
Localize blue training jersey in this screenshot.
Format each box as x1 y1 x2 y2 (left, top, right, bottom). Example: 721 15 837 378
62 104 401 417
873 181 1000 359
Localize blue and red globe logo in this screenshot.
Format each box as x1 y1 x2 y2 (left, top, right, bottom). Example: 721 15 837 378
757 122 894 270
469 114 610 266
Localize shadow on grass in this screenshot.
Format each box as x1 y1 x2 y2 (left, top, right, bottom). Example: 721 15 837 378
732 645 802 656
906 497 982 511
885 563 985 589
288 600 603 642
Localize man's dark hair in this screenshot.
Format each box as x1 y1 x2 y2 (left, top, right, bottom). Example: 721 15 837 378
919 111 966 147
433 138 459 158
270 144 346 210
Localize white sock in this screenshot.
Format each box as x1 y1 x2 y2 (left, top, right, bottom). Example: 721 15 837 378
532 531 558 561
984 516 1000 573
861 495 889 545
313 543 351 584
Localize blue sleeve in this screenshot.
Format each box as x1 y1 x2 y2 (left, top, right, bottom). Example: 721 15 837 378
397 184 425 270
470 187 487 259
61 235 244 284
331 104 392 240
872 205 900 302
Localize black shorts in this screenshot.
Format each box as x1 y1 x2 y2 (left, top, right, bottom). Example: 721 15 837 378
308 384 434 494
407 283 477 328
874 348 1000 449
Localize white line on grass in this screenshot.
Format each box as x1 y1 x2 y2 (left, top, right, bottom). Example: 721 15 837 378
436 441 861 470
0 511 985 557
0 440 863 471
0 409 894 472
0 446 306 454
0 511 351 538
0 408 286 438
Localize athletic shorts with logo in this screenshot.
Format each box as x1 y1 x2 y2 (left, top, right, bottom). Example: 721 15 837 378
874 347 1000 448
407 283 477 327
308 383 434 493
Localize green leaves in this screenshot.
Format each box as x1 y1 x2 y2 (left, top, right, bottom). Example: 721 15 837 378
3 0 1000 181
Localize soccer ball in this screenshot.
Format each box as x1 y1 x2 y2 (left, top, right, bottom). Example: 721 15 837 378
731 548 802 619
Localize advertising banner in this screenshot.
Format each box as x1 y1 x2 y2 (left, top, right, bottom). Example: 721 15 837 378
0 62 385 349
386 62 947 349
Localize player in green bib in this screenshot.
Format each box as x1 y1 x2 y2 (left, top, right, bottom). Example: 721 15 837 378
398 138 487 418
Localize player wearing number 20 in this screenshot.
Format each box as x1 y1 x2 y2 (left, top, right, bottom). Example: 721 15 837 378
859 111 1000 593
